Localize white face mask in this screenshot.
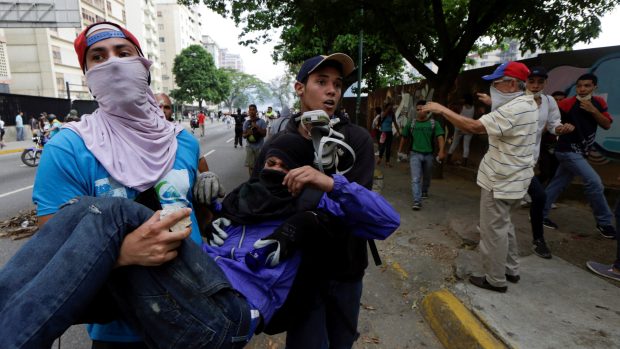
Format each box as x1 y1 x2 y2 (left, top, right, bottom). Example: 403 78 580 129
490 86 524 111
86 56 152 116
576 94 592 102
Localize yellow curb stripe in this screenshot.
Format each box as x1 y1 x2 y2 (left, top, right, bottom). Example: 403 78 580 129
421 289 506 349
0 148 24 155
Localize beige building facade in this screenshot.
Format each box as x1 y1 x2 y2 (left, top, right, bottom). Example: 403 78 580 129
4 0 126 99
125 0 162 93
155 0 203 94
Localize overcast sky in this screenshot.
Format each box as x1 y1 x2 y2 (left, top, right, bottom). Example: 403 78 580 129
202 6 620 83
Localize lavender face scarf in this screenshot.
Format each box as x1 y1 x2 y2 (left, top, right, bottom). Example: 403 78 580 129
64 57 181 192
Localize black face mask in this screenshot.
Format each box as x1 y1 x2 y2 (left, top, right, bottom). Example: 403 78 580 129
259 168 289 196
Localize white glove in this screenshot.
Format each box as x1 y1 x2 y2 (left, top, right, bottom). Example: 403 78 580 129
209 217 231 247
194 171 226 204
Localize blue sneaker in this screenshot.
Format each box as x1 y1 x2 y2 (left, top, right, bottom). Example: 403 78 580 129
586 261 620 282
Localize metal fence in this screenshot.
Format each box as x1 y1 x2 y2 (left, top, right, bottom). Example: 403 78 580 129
0 93 98 126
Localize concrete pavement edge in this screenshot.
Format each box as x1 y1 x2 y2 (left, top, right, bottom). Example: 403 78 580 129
421 289 507 349
0 148 24 155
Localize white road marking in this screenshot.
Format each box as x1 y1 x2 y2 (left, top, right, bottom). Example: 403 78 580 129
203 150 215 157
0 185 33 198
226 138 234 143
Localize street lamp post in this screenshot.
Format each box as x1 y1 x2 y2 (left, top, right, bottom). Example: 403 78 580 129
355 6 363 125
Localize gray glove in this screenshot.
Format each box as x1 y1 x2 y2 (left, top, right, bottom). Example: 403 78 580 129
193 171 226 204
209 217 231 247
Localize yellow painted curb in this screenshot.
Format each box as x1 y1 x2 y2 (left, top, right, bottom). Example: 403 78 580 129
421 289 507 349
0 148 24 155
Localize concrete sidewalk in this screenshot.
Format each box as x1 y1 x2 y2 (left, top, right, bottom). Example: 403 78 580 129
0 139 32 155
376 160 619 349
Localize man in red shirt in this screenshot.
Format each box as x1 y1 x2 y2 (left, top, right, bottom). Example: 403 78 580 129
197 111 206 137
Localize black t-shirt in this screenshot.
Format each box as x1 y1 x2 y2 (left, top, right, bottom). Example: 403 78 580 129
233 114 246 127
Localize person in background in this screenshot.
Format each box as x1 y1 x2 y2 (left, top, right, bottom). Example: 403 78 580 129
542 73 614 239
242 104 267 176
15 111 24 141
155 93 174 122
0 116 5 149
233 108 245 148
198 110 206 137
371 106 382 145
551 90 567 103
446 93 475 167
523 66 574 259
45 114 62 139
399 100 446 210
376 102 401 167
66 109 81 122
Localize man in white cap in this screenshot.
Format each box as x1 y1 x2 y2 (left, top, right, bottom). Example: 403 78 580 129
422 61 539 292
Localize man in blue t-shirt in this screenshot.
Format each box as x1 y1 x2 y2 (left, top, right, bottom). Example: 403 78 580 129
31 21 224 349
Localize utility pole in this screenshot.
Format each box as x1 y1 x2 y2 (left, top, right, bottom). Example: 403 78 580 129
355 6 363 126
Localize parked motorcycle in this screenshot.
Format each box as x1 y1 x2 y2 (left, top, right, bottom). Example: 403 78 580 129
21 135 45 167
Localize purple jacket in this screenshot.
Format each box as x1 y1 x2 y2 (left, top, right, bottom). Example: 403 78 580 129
202 174 400 324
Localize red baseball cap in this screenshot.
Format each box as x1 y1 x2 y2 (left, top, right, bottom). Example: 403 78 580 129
74 22 143 72
482 61 530 82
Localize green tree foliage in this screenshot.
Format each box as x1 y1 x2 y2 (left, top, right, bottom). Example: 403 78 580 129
268 74 295 110
221 69 270 111
171 45 230 109
182 0 618 102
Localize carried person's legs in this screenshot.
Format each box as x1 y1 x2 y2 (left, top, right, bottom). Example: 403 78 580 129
0 196 153 349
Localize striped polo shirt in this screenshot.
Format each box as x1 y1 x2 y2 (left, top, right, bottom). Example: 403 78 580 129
477 94 539 200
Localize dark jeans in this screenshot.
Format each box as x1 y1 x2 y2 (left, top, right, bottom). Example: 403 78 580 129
0 196 251 349
614 199 620 269
378 132 394 163
235 127 243 146
285 279 363 349
528 176 546 241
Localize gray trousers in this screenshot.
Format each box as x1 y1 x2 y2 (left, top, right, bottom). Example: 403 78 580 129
478 188 520 287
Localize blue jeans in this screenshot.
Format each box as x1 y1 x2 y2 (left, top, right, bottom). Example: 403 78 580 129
16 126 24 141
543 151 613 226
410 152 434 203
285 279 363 349
0 196 251 349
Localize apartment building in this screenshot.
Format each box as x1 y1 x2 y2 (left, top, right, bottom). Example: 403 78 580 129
4 0 126 99
218 47 244 72
0 30 11 93
155 0 203 94
125 0 162 93
202 34 220 68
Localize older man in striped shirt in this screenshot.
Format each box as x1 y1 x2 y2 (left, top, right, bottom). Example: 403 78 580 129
423 61 538 293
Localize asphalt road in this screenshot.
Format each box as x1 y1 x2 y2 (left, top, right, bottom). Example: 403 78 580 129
0 151 38 220
0 121 252 348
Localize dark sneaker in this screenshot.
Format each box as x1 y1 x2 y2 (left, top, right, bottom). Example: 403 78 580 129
421 192 429 199
543 218 558 230
532 239 552 259
469 275 507 293
596 224 616 239
586 261 620 282
505 274 520 283
412 202 422 211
